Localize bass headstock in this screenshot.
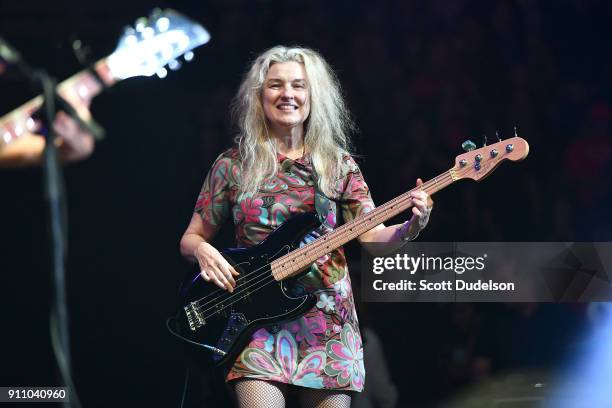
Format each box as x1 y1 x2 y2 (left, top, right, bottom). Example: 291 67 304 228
107 8 210 80
451 136 529 181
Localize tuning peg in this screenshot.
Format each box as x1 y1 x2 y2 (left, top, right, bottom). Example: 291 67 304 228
135 17 148 32
143 26 155 39
156 16 170 33
461 140 477 152
156 67 168 78
168 59 182 71
184 51 194 62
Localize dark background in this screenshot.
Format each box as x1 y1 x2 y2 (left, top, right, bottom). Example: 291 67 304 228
1 0 611 406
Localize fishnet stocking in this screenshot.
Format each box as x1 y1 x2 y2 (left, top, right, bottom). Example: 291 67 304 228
298 389 352 408
233 379 287 408
232 379 352 408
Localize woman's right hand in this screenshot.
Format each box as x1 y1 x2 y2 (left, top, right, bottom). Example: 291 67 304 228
194 241 240 292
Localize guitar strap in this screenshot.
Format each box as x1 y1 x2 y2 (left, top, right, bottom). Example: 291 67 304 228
311 166 345 231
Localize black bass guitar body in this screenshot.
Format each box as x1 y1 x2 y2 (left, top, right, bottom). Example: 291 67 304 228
176 212 320 367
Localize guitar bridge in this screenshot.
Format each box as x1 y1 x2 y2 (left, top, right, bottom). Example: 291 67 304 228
184 301 205 331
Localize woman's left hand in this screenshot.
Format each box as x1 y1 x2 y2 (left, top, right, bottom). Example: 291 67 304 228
403 178 434 239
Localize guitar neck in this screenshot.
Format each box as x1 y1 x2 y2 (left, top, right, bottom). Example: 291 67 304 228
271 169 458 280
0 58 116 148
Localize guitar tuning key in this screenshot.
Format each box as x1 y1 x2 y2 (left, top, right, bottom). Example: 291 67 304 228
135 17 148 33
184 51 195 62
168 59 182 71
156 67 168 78
461 140 476 152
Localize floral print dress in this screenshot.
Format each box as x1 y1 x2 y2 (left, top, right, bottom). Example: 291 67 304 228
194 148 375 392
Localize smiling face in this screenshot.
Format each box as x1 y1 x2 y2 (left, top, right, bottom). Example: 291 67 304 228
262 61 310 135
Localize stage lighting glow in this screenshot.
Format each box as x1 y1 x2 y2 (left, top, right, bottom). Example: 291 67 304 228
549 303 612 407
156 17 170 32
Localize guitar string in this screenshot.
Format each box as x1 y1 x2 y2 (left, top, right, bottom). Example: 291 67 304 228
194 167 488 322
191 169 458 319
192 153 510 321
188 148 517 320
192 174 455 321
191 169 457 318
190 169 459 319
272 169 455 279
191 170 453 312
192 246 292 310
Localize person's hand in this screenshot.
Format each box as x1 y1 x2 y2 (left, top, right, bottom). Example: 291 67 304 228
403 178 434 239
53 111 95 163
194 241 240 292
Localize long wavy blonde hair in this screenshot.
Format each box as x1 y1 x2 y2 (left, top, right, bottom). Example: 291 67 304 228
232 45 355 198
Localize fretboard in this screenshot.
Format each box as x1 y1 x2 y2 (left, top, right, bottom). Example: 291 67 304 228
270 169 457 281
0 58 115 148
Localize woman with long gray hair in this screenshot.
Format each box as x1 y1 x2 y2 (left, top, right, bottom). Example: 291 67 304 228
180 45 433 408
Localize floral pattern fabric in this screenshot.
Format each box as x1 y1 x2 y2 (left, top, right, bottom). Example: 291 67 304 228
194 148 375 392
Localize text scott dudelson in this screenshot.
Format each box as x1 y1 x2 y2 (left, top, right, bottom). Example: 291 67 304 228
373 279 515 291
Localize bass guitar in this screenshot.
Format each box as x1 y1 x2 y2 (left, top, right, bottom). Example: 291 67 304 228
0 9 209 148
170 136 529 367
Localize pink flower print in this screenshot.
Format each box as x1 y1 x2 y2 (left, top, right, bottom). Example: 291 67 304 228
240 330 327 388
320 212 336 230
195 190 212 211
324 324 365 390
316 293 335 313
293 314 326 346
251 328 274 352
237 197 265 224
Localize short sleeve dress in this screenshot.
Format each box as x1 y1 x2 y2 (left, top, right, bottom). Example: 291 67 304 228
193 147 375 392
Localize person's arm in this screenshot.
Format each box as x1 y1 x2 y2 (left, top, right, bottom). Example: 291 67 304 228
0 133 47 167
180 213 239 293
358 178 433 244
0 107 95 168
179 150 239 292
338 156 432 245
